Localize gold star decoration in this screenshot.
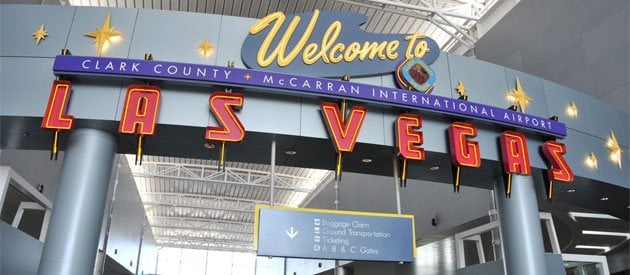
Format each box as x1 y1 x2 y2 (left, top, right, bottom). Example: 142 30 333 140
606 130 624 170
586 152 598 170
566 101 578 117
84 13 123 56
244 73 252 80
197 38 214 58
455 80 468 97
32 24 49 45
507 77 533 113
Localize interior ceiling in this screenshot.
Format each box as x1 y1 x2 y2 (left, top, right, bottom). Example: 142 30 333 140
474 0 629 113
64 0 502 52
127 154 333 252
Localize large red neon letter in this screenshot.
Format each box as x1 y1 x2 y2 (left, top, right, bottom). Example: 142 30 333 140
41 80 74 130
448 122 481 167
320 102 367 153
206 92 245 142
395 113 424 160
542 141 574 182
118 85 161 135
499 131 531 175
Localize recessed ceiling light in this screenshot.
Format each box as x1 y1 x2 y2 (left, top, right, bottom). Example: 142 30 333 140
582 230 630 239
568 212 620 221
361 158 373 163
566 189 576 193
285 149 297 155
600 197 609 201
203 142 215 149
429 165 440 171
575 245 610 252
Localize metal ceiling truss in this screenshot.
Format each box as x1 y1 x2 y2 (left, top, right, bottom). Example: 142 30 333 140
335 0 498 51
150 217 253 234
151 215 253 227
155 231 251 242
152 225 252 236
157 237 253 252
150 207 253 223
143 194 256 214
134 161 317 193
157 243 253 253
155 236 253 247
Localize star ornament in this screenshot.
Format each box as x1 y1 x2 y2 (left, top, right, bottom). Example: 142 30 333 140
606 130 623 169
197 39 214 58
585 152 598 170
32 24 49 45
455 80 468 97
507 77 533 113
566 101 578 117
84 13 123 56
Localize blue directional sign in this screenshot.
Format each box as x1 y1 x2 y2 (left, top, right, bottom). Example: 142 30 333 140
254 205 416 262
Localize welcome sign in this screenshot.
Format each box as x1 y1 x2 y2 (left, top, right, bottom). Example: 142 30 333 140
241 10 440 77
44 9 574 202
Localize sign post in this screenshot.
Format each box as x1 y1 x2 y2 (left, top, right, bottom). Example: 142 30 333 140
254 205 416 262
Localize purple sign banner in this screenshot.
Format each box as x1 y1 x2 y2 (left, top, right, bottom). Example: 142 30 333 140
53 55 566 137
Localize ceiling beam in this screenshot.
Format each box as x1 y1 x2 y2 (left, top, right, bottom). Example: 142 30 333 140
133 162 315 193
151 224 253 235
360 0 480 20
150 215 253 226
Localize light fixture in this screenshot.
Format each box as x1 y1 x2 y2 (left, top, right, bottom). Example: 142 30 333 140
506 77 533 112
32 24 48 45
429 165 440 171
600 197 609 201
585 152 598 170
203 142 215 149
582 230 630 239
575 245 610 252
605 130 623 170
197 38 215 58
566 188 576 193
84 13 123 56
361 157 373 163
285 149 297 155
566 102 578 118
568 211 620 221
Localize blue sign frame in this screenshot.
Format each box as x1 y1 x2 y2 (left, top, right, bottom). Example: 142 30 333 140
254 205 416 262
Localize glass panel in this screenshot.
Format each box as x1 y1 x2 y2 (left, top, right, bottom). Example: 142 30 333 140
463 240 480 266
18 208 45 239
565 261 605 275
0 183 46 239
0 184 32 224
180 249 207 275
156 247 182 275
540 220 553 253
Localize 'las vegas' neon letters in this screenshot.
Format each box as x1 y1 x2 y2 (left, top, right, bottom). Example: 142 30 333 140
206 92 246 142
40 82 572 181
41 80 75 130
395 113 425 160
499 131 531 175
542 141 574 182
118 85 161 135
448 122 481 168
320 102 368 152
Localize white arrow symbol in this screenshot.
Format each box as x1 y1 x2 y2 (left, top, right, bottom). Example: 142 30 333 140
286 227 298 239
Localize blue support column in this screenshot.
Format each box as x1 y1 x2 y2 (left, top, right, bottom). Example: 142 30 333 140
38 129 117 275
495 174 547 275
